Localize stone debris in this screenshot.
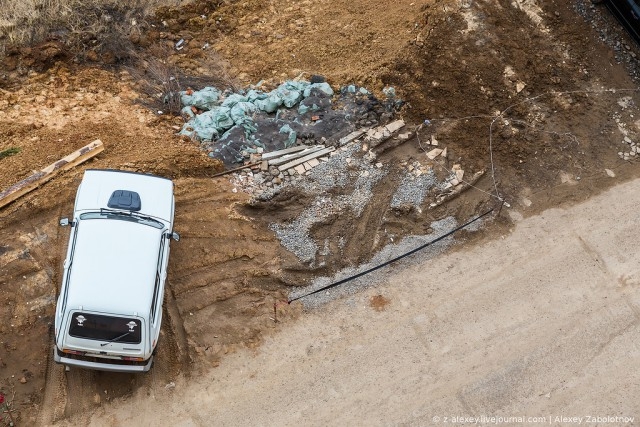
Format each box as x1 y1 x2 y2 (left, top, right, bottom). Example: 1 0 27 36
605 168 616 177
289 217 460 307
431 170 485 208
365 119 405 148
269 144 386 264
179 80 402 166
426 148 443 159
339 128 369 146
385 120 405 134
390 164 437 211
453 164 464 181
618 136 640 160
219 104 482 267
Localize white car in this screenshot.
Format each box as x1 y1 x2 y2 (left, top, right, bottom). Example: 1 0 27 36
54 169 179 372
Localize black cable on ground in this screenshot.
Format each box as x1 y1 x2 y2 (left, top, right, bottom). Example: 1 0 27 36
288 208 494 303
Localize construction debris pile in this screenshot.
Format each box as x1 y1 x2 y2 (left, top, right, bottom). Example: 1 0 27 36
177 80 481 267
231 119 408 198
229 118 479 266
177 78 402 165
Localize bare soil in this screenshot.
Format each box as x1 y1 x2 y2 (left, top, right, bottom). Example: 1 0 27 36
1 0 639 424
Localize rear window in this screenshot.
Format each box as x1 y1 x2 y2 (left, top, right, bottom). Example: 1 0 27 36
68 312 142 344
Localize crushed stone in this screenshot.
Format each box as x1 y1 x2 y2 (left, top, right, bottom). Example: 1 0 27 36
390 170 437 210
269 143 386 264
288 216 460 308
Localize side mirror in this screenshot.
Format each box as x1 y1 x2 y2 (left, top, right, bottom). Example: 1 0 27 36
60 218 70 226
166 231 180 241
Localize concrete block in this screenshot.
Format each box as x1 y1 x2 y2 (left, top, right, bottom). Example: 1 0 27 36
426 148 443 159
385 119 405 133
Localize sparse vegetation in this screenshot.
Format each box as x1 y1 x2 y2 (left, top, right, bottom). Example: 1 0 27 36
0 0 181 61
0 147 20 160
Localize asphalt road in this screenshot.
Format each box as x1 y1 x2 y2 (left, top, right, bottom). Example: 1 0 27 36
77 178 640 426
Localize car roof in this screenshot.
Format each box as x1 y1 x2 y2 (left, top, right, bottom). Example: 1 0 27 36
65 217 162 316
75 169 174 222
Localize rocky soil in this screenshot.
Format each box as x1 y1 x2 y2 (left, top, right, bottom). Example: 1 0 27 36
1 0 640 424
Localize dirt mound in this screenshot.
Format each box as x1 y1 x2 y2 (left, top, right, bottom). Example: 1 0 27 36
2 0 640 424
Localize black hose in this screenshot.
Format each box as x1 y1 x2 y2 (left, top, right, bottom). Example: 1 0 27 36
288 208 494 303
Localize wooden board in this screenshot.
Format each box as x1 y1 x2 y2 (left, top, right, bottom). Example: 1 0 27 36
338 128 369 146
372 131 414 155
0 139 104 209
268 146 326 166
278 146 335 171
261 145 311 160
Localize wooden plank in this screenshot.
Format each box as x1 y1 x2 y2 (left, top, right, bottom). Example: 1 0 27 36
278 146 335 171
372 131 415 155
210 161 261 178
268 146 326 166
338 128 368 146
384 119 405 134
429 170 485 209
0 139 104 209
261 145 311 160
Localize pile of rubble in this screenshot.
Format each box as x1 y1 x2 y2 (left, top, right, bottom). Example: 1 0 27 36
226 114 483 266
177 79 402 166
229 119 408 198
618 135 639 160
229 116 480 207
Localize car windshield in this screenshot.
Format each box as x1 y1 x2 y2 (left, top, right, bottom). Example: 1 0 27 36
79 210 163 229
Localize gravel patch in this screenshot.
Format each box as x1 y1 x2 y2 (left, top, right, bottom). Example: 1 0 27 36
269 142 386 264
390 170 437 210
289 216 460 307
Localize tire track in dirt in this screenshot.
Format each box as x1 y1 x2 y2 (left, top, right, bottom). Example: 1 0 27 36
158 284 191 376
37 328 68 425
34 198 69 426
164 178 290 359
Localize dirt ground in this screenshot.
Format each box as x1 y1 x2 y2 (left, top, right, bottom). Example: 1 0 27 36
61 162 640 427
1 0 640 424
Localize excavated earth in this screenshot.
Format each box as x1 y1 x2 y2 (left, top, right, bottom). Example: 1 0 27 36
1 0 640 424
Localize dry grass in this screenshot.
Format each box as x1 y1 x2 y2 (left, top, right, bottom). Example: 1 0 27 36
0 0 229 115
0 0 181 58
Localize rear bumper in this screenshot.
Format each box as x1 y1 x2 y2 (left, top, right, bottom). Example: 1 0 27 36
53 347 153 373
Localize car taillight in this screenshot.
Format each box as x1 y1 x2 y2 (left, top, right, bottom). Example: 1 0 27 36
121 356 145 362
62 349 84 355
